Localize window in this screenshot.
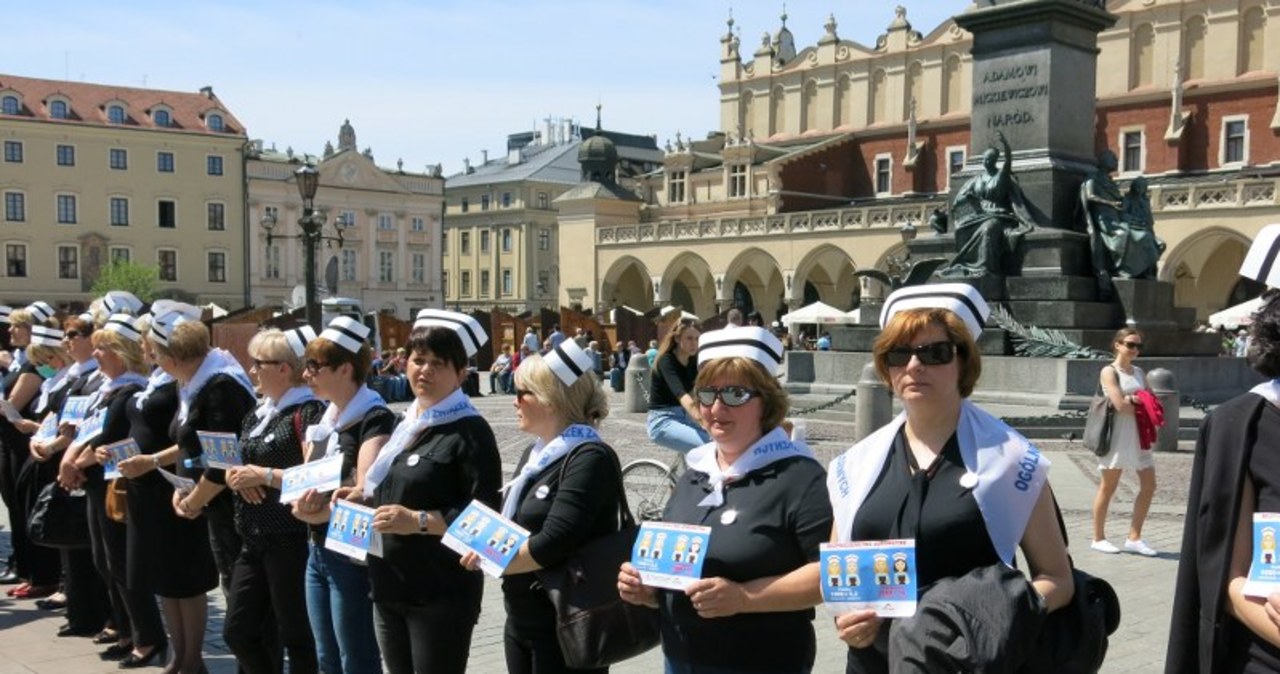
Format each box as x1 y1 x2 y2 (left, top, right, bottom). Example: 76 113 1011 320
874 155 892 195
480 270 491 297
537 192 549 209
109 148 127 170
668 170 687 203
207 203 225 231
338 210 355 229
265 205 280 223
57 194 77 224
538 229 550 251
56 144 75 166
153 109 170 127
947 148 966 188
4 192 24 221
3 141 22 163
1121 130 1144 173
1 96 18 115
57 245 78 279
411 216 425 232
460 271 472 296
378 214 393 230
728 164 747 198
460 197 469 213
207 252 226 283
6 244 26 277
501 228 512 252
50 100 68 119
480 230 490 253
158 200 176 228
379 251 394 283
442 230 449 253
206 155 223 176
501 192 511 208
442 271 449 297
110 197 129 226
1223 117 1248 166
157 151 174 173
341 250 357 281
481 194 491 211
206 113 224 132
109 247 130 264
501 269 512 296
158 250 177 281
107 105 125 124
460 232 470 254
411 253 425 284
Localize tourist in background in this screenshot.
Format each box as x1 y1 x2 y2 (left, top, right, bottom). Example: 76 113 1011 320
490 344 514 395
646 319 711 452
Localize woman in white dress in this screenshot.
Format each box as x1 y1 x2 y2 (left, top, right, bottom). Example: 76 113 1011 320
1091 326 1158 556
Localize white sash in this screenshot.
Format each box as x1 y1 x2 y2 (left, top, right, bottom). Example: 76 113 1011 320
135 369 176 410
85 372 150 414
362 387 480 498
8 348 24 372
685 426 815 508
35 365 72 415
249 386 317 438
1251 379 1280 405
177 349 255 424
826 400 1050 566
500 423 602 519
305 385 388 449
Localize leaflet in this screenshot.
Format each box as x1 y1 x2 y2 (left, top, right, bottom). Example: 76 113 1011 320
32 413 59 441
441 500 530 579
279 454 344 504
0 398 23 424
102 438 140 480
75 409 105 445
196 431 242 469
820 539 918 618
156 468 196 495
61 396 92 424
1244 513 1280 598
630 521 711 591
325 500 383 561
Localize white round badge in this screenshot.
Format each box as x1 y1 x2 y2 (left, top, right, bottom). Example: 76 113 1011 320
959 472 979 489
407 455 421 467
720 509 738 525
535 485 551 500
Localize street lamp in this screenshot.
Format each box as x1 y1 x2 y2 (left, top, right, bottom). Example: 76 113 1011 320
260 165 349 331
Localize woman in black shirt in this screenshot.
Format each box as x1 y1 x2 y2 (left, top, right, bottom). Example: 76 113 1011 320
221 327 325 674
619 326 830 674
647 319 710 452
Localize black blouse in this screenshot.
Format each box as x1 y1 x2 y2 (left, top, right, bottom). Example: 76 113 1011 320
649 352 698 410
0 362 43 450
235 399 326 541
170 374 257 484
84 383 146 486
305 406 396 541
127 381 179 456
658 455 832 671
368 415 501 608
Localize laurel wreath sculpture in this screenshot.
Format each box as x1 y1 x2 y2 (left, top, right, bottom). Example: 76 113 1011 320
987 304 1111 359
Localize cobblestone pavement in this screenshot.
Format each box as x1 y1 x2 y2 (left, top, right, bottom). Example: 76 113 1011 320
0 388 1192 672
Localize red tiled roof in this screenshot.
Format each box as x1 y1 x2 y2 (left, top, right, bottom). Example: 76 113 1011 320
0 73 245 136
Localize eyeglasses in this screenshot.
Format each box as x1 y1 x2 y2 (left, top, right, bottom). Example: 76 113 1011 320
885 341 956 367
1121 341 1143 351
694 385 759 407
253 359 282 369
304 359 332 373
63 330 84 340
514 388 535 402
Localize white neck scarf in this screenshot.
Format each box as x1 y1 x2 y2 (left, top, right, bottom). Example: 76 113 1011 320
685 426 814 508
35 365 72 414
1251 379 1280 406
177 348 255 424
135 368 175 410
305 385 387 450
88 371 150 412
249 386 317 438
11 348 26 371
827 399 1050 566
362 387 480 498
67 357 98 382
500 423 602 519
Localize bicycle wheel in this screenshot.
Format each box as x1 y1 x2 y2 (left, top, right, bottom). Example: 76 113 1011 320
621 458 676 522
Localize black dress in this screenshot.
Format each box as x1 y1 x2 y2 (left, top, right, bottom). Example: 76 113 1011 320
659 455 832 672
0 362 42 576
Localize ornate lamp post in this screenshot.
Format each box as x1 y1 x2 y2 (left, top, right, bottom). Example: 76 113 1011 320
260 165 349 330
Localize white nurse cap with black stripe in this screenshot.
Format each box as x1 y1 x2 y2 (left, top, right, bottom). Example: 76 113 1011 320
26 301 55 323
102 290 144 316
545 339 594 386
30 325 64 347
148 310 196 347
413 309 488 357
150 300 202 321
880 283 990 341
697 326 785 376
1240 224 1280 287
0 306 11 324
284 325 317 358
103 314 142 342
319 316 370 354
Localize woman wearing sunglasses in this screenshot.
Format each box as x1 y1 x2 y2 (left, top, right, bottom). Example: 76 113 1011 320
647 319 711 452
1091 327 1159 557
828 284 1072 672
619 326 831 674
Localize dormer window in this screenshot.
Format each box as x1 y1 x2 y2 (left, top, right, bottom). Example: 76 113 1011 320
206 113 224 132
49 99 69 119
153 109 171 127
107 105 125 124
1 96 18 115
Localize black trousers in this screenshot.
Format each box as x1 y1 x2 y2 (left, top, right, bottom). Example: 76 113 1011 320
223 534 313 674
0 437 23 571
86 483 164 647
374 599 477 674
63 546 109 632
503 616 607 674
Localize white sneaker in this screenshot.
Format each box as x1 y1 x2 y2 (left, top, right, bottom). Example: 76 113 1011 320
1091 539 1120 554
1124 539 1158 557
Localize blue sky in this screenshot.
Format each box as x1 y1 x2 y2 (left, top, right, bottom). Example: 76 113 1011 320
7 1 962 176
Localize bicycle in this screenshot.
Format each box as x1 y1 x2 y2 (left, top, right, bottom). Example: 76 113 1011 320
621 452 686 522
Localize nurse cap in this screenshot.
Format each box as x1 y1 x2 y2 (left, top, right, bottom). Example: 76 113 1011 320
26 301 55 324
102 313 143 342
0 305 12 324
545 339 594 386
30 325 65 347
102 290 145 316
880 283 990 341
319 316 370 354
413 309 488 357
148 310 196 347
697 326 785 376
150 300 203 321
283 325 317 359
1240 224 1280 287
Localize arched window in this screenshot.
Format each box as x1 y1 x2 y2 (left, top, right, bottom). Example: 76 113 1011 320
49 100 68 119
153 109 171 127
1240 6 1267 74
107 105 125 124
740 90 755 138
906 62 924 120
733 281 755 315
869 69 887 125
1 96 18 115
1183 16 1207 80
207 113 224 132
1130 23 1155 89
770 85 786 136
835 75 852 128
942 56 962 115
802 80 819 133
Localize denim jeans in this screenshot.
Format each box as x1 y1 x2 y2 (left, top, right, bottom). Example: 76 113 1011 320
647 407 711 452
665 658 810 674
304 542 381 674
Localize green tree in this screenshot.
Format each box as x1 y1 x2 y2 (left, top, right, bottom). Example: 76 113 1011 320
90 260 159 302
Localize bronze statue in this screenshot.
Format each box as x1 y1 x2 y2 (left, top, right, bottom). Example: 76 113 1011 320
1081 151 1165 297
939 131 1039 278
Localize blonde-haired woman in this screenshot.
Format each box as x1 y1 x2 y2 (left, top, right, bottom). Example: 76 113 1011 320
647 319 709 452
464 339 620 674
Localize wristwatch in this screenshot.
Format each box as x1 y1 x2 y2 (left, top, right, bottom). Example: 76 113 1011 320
417 510 429 533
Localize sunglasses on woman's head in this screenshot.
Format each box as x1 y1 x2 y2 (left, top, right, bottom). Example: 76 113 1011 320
695 385 758 407
885 341 956 367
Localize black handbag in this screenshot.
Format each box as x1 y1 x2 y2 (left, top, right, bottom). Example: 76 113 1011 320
1082 368 1115 457
535 442 660 669
28 482 90 549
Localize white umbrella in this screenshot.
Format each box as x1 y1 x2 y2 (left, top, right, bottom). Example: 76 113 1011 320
1209 295 1266 330
781 301 850 327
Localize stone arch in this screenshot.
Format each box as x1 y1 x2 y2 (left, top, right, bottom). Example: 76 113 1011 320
1130 23 1155 89
660 251 716 319
723 247 785 322
869 68 887 125
791 244 859 310
1183 15 1207 80
1240 5 1267 74
770 85 786 137
942 55 962 115
1162 227 1253 319
600 255 654 313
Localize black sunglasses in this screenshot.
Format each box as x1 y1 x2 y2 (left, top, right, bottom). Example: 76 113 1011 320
63 330 86 340
885 341 956 367
695 385 759 407
253 359 282 368
1121 341 1143 350
304 359 332 373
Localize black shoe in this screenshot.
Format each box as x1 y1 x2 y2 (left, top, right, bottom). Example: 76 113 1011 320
57 624 99 638
0 568 19 584
100 642 134 661
119 643 166 669
35 596 67 610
